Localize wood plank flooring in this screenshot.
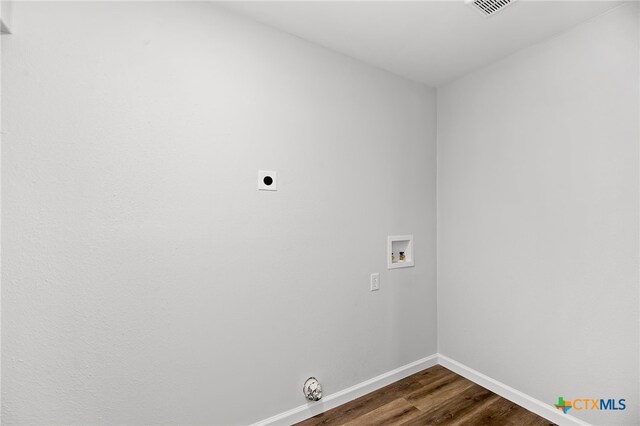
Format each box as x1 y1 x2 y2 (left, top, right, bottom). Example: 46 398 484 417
295 365 555 426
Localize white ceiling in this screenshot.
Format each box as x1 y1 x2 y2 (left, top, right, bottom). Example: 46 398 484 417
219 1 623 87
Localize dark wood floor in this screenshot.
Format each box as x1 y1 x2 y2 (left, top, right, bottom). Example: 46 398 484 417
296 365 555 426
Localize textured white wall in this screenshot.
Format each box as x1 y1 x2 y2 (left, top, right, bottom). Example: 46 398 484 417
437 4 639 426
2 2 437 424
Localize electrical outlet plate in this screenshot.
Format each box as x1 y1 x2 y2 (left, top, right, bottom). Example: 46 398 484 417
258 170 277 191
370 273 380 291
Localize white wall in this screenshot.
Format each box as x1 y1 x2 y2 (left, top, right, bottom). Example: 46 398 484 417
437 4 639 426
1 2 437 424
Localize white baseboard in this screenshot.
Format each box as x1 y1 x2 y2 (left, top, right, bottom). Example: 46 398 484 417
252 353 590 426
251 354 439 426
438 354 589 426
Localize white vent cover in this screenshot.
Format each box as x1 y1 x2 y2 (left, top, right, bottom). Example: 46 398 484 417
465 0 515 17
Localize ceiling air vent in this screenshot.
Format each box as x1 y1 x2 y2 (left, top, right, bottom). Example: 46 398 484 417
465 0 515 17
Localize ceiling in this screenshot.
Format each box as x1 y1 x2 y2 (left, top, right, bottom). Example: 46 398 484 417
219 1 623 87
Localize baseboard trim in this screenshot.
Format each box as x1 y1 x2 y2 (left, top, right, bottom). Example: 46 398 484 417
438 354 589 426
252 353 590 426
251 354 439 426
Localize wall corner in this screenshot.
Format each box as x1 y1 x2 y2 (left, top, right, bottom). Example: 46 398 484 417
1 0 12 34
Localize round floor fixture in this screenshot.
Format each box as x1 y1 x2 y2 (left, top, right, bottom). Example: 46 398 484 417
303 377 323 401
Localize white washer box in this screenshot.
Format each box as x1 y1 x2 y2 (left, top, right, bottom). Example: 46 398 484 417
387 235 414 269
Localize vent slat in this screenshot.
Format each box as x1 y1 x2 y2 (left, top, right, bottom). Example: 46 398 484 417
471 0 514 16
